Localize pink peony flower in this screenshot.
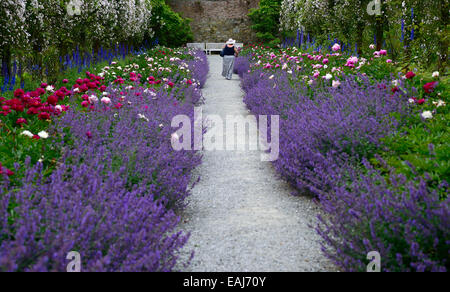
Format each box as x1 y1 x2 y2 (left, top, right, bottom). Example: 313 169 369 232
332 44 341 52
101 97 111 104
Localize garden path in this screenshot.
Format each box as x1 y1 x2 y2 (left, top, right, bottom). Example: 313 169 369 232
176 55 335 272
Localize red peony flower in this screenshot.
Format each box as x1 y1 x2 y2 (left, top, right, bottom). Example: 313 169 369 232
87 82 98 89
79 84 89 92
0 163 15 177
405 71 416 79
86 131 92 139
27 107 39 115
55 90 65 99
14 89 25 98
30 91 39 98
47 95 58 106
391 87 399 94
36 87 46 96
81 101 89 108
38 112 51 120
62 79 69 84
416 99 426 105
32 135 40 140
423 81 438 94
16 118 27 125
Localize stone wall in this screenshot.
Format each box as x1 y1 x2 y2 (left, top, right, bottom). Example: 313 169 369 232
167 0 259 44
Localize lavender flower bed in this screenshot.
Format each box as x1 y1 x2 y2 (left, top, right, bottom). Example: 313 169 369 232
240 65 450 272
0 52 209 272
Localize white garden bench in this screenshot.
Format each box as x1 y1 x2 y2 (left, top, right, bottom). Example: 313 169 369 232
187 43 244 55
186 43 206 51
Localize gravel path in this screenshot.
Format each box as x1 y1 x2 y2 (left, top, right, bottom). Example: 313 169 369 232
176 55 336 272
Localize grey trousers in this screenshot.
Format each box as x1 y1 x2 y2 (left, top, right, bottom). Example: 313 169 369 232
222 55 235 80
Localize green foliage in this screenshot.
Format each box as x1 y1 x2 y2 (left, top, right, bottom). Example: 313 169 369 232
279 0 448 71
151 0 194 47
248 0 283 45
374 75 450 199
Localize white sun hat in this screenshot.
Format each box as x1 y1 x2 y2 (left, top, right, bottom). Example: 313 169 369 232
226 38 236 45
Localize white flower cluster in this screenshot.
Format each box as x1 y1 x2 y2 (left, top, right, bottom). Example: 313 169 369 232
0 0 153 55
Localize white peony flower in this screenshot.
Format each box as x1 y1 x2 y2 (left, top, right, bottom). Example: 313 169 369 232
432 100 446 108
89 95 98 103
38 131 49 139
421 111 433 119
21 130 34 138
332 80 341 88
46 85 55 92
325 74 333 80
432 71 440 78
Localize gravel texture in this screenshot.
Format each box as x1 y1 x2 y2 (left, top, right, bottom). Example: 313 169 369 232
176 55 336 272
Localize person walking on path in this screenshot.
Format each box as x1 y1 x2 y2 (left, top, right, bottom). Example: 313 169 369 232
222 39 239 80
